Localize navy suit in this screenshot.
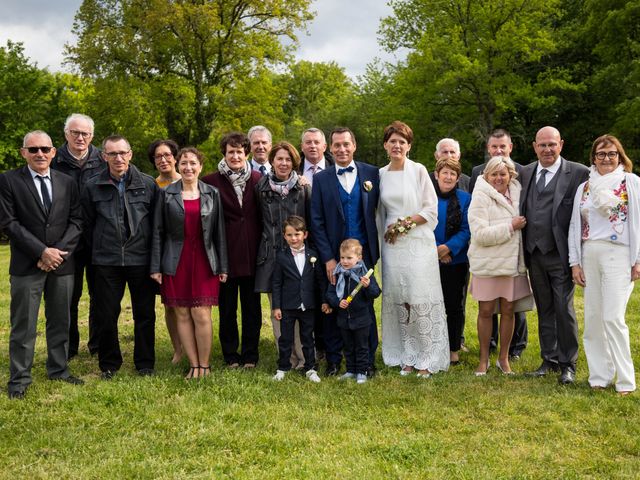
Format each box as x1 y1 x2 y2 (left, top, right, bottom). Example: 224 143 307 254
310 161 380 370
272 246 327 371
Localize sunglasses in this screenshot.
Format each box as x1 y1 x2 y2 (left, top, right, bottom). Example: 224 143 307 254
25 146 53 154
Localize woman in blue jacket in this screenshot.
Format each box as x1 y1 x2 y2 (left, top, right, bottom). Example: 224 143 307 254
433 158 471 365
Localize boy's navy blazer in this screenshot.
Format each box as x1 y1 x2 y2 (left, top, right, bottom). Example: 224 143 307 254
310 161 380 266
326 273 381 330
272 245 327 311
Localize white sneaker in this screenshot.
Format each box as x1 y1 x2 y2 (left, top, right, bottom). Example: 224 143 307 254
306 369 321 383
273 370 286 381
356 373 367 384
339 372 356 381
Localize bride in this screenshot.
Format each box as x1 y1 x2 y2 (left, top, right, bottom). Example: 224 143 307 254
378 121 450 377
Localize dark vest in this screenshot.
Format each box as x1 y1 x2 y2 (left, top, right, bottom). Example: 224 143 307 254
338 177 366 246
526 171 559 254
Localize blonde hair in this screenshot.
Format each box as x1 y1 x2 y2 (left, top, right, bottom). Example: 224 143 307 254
340 238 363 257
483 156 517 181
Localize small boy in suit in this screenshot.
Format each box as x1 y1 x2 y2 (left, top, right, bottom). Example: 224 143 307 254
272 216 331 382
326 239 381 384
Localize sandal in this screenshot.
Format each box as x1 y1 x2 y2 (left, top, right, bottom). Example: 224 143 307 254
200 365 211 377
185 366 199 380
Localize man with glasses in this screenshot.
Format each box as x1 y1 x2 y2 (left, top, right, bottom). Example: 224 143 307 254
520 126 589 384
0 131 84 399
82 135 159 379
51 113 105 358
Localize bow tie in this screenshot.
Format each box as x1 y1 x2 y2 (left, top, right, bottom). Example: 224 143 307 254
291 247 305 256
337 166 354 175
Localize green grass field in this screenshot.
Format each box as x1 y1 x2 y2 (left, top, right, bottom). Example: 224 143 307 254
0 244 638 479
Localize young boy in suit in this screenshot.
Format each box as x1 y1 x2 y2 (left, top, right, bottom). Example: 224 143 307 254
326 239 381 384
272 216 331 382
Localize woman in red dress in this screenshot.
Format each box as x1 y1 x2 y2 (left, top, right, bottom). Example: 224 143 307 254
151 148 228 378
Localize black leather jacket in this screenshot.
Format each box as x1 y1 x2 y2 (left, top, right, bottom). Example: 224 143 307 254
150 180 228 276
82 165 158 266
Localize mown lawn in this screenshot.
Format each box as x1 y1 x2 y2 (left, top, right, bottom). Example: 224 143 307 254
0 244 638 479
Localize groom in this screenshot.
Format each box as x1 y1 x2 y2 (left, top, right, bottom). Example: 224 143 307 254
310 127 380 376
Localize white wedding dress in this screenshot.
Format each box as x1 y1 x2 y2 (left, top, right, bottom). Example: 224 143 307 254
378 160 450 372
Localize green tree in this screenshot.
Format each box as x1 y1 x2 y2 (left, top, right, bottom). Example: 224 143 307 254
376 0 582 167
279 60 355 141
67 0 313 146
0 42 88 170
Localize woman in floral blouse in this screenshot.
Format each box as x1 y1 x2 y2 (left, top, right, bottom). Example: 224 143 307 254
568 135 640 395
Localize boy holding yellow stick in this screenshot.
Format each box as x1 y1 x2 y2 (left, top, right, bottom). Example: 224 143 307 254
326 239 380 384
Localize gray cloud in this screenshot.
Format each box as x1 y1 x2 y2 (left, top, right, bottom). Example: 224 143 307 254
0 0 405 77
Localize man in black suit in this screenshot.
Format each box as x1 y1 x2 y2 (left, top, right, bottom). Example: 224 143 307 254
248 125 272 176
521 126 589 384
469 129 529 359
298 127 334 362
82 135 159 379
299 128 334 187
0 130 84 399
51 113 106 358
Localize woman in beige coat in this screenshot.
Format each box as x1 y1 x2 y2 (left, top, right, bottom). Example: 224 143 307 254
468 156 531 376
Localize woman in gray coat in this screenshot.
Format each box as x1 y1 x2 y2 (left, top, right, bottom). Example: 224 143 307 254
151 148 228 379
254 141 311 369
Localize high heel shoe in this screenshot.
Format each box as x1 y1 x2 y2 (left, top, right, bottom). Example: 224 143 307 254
496 359 514 375
474 361 490 377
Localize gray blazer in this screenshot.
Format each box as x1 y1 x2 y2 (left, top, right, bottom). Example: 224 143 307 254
519 157 589 267
150 180 228 276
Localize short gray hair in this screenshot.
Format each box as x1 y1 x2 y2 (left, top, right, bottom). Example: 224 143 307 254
64 113 95 133
435 138 460 154
483 156 518 181
23 130 52 147
247 125 272 143
301 127 326 144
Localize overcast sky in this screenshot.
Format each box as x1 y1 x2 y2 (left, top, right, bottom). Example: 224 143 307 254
0 0 405 79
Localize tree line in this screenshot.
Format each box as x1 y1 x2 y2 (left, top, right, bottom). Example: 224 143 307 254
1 0 638 174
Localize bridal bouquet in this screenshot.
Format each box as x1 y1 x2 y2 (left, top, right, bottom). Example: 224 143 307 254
384 216 417 244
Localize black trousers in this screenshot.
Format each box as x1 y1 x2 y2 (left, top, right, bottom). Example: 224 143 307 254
68 258 98 356
94 265 156 372
218 276 262 365
440 262 468 352
490 312 528 355
341 325 370 375
278 309 315 371
312 288 326 353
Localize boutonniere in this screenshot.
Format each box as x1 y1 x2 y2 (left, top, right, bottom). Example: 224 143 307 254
363 180 373 192
310 257 317 267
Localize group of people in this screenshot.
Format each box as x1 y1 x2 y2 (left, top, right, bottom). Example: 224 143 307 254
1 112 637 399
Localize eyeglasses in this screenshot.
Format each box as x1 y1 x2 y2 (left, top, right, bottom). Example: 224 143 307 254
67 130 93 139
103 150 131 159
595 151 619 160
154 153 174 161
25 146 53 154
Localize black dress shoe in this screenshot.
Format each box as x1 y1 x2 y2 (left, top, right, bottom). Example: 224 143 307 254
526 362 559 377
55 375 85 385
101 370 116 380
366 366 377 378
559 367 576 385
67 350 78 360
137 368 155 377
325 363 340 376
8 390 25 400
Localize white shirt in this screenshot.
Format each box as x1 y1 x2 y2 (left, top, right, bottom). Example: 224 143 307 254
27 166 53 206
335 160 357 194
303 158 326 186
536 156 562 188
291 248 306 310
251 159 271 176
